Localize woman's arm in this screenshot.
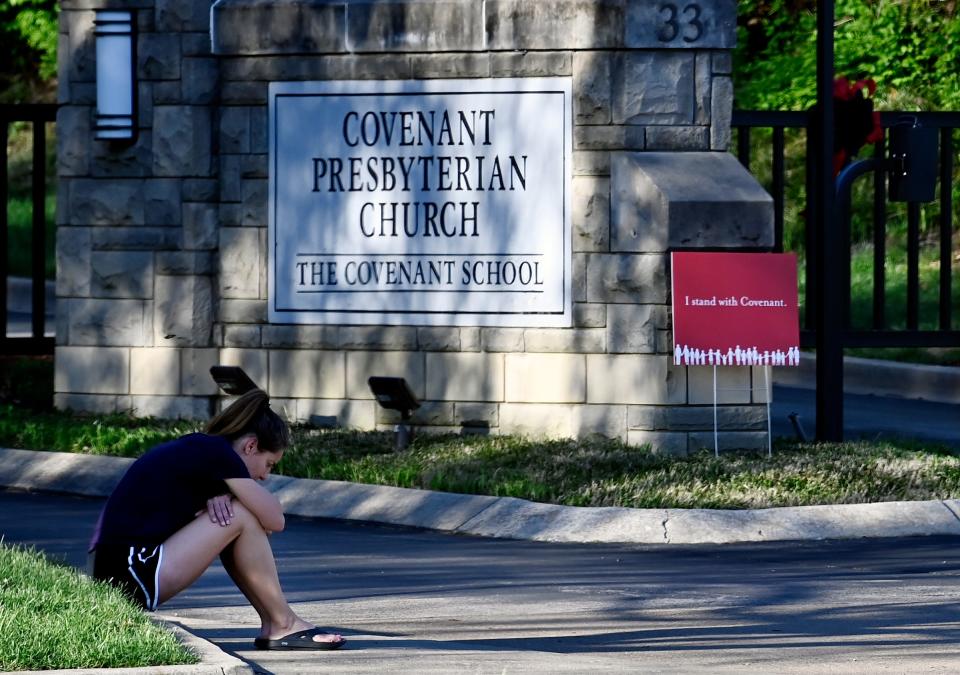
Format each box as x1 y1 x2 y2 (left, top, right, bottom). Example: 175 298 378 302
224 478 285 532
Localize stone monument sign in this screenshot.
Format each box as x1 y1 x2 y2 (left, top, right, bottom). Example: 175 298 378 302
55 0 774 453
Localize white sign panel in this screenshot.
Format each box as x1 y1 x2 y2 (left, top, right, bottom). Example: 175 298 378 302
268 78 572 326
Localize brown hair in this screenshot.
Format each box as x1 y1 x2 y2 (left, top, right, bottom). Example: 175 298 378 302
205 388 291 452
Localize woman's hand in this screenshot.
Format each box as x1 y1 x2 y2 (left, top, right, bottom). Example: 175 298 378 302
203 494 235 527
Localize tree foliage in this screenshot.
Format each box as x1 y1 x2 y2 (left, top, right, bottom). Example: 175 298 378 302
734 0 960 110
0 0 58 103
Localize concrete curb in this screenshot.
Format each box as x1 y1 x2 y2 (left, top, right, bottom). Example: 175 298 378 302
774 352 960 405
4 447 960 545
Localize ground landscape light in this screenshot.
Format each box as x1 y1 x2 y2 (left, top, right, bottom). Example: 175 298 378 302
368 377 421 450
209 366 259 396
94 10 136 141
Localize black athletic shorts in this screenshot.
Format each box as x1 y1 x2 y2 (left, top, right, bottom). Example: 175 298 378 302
91 543 164 611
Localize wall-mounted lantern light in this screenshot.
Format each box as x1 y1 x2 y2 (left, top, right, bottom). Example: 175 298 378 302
94 10 137 142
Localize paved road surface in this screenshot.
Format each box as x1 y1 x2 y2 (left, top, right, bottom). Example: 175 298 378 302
771 385 960 447
3 489 960 674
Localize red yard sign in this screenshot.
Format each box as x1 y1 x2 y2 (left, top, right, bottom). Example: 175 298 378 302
671 252 799 367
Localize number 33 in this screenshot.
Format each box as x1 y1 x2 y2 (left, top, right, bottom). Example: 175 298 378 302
657 3 704 43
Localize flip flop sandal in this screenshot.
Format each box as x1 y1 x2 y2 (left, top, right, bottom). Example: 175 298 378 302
254 627 346 651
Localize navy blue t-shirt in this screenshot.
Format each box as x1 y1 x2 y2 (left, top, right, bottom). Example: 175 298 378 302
92 433 250 548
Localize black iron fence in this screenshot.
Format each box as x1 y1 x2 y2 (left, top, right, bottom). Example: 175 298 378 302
732 109 960 349
1 103 57 356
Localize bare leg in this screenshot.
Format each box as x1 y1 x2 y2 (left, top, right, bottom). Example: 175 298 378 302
159 503 341 644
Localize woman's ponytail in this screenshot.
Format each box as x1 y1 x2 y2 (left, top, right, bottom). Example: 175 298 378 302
205 388 291 451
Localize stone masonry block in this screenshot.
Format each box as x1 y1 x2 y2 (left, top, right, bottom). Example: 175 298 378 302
573 52 612 124
339 327 418 351
499 403 574 439
688 431 768 453
752 366 774 404
92 227 180 251
220 347 268 390
573 150 611 176
56 346 129 395
572 176 610 252
586 253 667 304
417 328 461 352
154 275 213 346
56 227 91 297
55 393 132 415
64 10 95 83
181 348 220 395
153 106 213 176
64 298 151 346
297 398 377 429
130 348 180 395
610 152 773 253
262 325 338 348
156 251 215 275
245 112 266 158
220 228 261 298
505 353 586 403
57 106 90 175
454 402 499 427
481 329 524 352
347 1 483 52
139 34 181 80
183 203 219 250
460 328 480 352
627 430 688 456
613 53 694 125
241 180 268 226
269 350 346 399
91 251 154 299
426 353 503 402
490 51 571 77
523 328 605 353
212 0 346 55
68 179 144 225
686 365 752 404
183 178 220 202
607 304 665 353
695 53 711 124
587 354 685 405
219 299 266 323
345 351 425 400
411 53 490 79
711 76 734 151
377 401 453 426
144 180 182 226
572 404 627 440
574 125 645 151
486 0 625 50
219 107 251 154
132 395 212 420
89 135 152 180
628 404 767 431
157 0 213 32
573 303 606 328
645 126 709 151
224 325 262 347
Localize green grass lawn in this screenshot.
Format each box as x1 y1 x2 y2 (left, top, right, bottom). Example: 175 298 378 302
0 544 197 671
2 404 958 510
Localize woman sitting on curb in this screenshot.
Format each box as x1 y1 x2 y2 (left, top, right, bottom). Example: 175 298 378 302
88 388 345 651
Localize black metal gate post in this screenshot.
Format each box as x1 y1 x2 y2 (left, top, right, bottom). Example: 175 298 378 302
814 0 844 441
